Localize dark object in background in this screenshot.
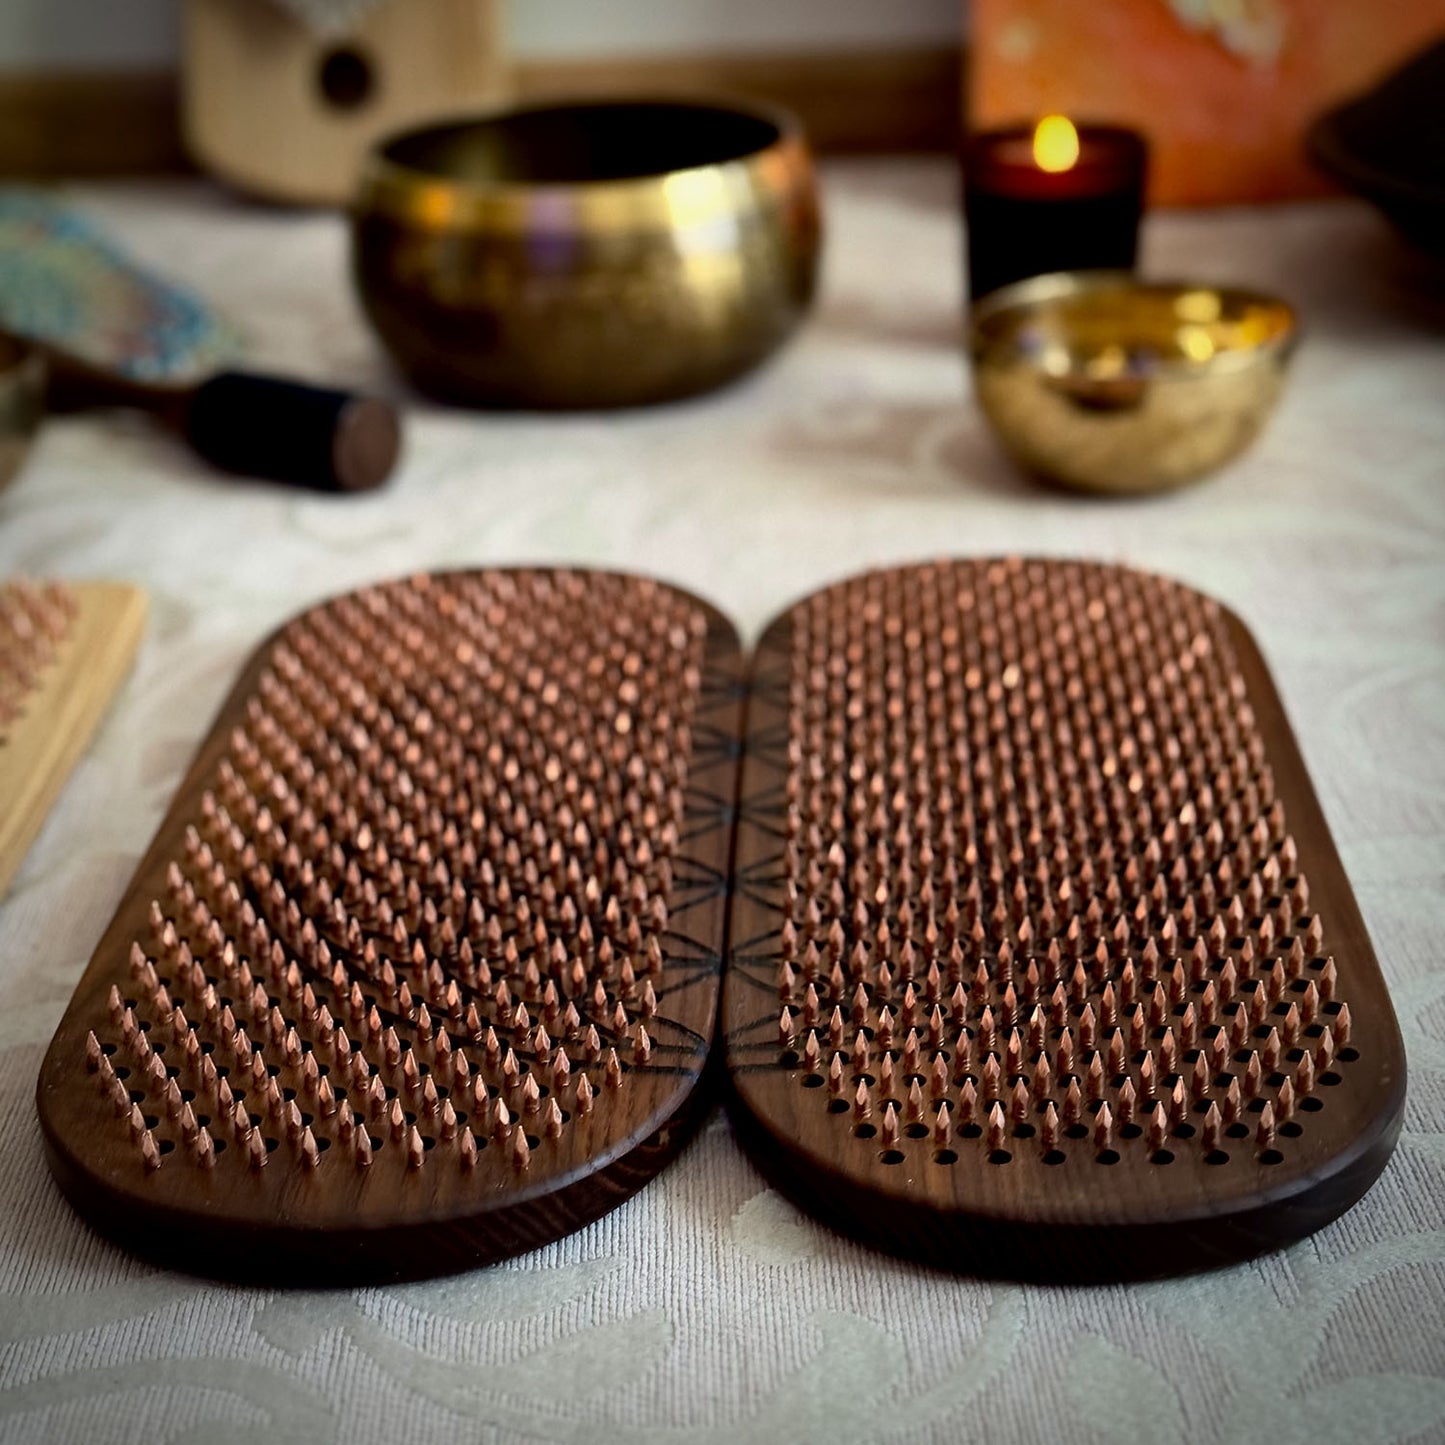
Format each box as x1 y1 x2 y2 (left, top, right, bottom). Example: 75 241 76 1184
1308 37 1445 258
352 97 820 409
963 123 1147 299
41 345 401 494
0 334 46 492
182 372 399 493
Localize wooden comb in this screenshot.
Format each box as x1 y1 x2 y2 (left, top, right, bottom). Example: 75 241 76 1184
724 558 1405 1281
37 569 741 1281
1 578 147 899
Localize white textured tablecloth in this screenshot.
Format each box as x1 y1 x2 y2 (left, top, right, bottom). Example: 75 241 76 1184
1 161 1443 1445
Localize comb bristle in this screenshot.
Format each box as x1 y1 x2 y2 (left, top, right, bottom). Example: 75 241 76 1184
0 579 77 735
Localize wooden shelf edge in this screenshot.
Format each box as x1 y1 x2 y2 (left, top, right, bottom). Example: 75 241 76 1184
514 45 962 155
0 44 961 179
0 72 190 177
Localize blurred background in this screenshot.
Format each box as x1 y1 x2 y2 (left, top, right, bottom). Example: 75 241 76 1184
3 0 1440 207
0 0 961 185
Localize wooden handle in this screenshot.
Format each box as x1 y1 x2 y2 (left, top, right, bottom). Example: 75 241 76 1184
184 371 401 492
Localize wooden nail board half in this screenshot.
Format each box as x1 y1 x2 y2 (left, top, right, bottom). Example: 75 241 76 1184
724 558 1405 1281
37 569 743 1282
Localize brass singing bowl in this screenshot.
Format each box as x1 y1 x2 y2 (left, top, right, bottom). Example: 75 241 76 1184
352 97 821 409
971 272 1298 494
0 333 45 492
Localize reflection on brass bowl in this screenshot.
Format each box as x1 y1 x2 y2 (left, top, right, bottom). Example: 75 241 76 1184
0 334 45 492
352 97 820 409
970 272 1297 494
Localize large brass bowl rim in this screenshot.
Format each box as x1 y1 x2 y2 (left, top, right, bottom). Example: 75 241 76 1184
970 270 1299 381
355 94 811 234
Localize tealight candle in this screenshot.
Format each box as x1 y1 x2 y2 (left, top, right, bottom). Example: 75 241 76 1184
963 118 1148 299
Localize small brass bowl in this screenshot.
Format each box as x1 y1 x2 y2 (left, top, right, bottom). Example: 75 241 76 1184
971 272 1298 493
352 97 820 408
0 334 45 492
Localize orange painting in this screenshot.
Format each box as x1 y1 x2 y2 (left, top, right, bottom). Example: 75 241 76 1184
970 0 1445 205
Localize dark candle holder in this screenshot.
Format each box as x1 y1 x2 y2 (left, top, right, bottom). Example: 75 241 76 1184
963 124 1148 300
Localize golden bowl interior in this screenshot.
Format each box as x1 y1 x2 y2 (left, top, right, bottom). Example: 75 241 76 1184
971 273 1297 494
973 273 1295 380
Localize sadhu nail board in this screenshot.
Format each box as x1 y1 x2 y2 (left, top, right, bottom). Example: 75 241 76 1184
37 562 1405 1282
723 559 1404 1279
37 570 744 1282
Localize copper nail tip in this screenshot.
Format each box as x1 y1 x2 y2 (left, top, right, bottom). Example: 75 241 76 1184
511 1128 531 1172
139 1130 162 1172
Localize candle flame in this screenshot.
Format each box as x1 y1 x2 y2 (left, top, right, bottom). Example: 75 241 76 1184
1032 115 1080 173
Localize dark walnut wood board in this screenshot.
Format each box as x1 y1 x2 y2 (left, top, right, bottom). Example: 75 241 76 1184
723 558 1406 1281
37 569 743 1282
38 557 1405 1284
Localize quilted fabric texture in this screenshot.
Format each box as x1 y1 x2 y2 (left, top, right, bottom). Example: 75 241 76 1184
0 163 1442 1443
